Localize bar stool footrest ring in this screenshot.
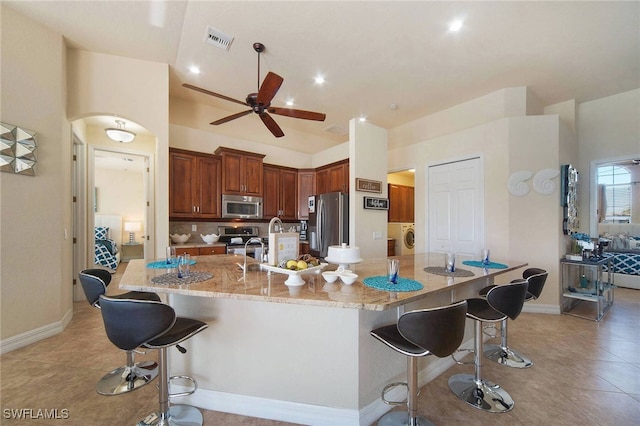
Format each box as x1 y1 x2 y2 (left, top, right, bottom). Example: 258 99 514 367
381 381 412 406
168 375 198 398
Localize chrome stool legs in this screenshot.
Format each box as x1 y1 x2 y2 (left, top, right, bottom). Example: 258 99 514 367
378 357 433 426
96 350 158 395
137 347 202 426
483 319 533 368
448 320 514 413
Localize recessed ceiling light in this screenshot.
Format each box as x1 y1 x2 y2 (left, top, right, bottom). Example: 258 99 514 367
449 19 464 32
389 103 399 110
189 66 201 74
358 116 367 122
314 75 325 85
285 99 294 106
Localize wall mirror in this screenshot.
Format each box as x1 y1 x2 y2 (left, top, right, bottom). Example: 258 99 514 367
561 164 579 235
0 122 37 176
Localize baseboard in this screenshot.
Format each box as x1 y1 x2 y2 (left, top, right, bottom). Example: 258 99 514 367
522 303 560 315
175 341 471 426
0 308 73 355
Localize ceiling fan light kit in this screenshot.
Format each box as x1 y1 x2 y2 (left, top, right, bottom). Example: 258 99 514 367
183 42 326 138
105 120 136 143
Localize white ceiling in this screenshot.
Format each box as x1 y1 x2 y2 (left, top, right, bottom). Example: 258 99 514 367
6 1 639 153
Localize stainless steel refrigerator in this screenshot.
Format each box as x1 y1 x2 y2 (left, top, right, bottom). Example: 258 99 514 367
309 192 349 258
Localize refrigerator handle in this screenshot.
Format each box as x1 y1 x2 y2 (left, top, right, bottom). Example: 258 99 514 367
317 197 324 254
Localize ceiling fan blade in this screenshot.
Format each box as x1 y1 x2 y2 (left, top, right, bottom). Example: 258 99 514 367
256 72 284 105
210 110 253 125
183 83 248 107
259 112 285 138
268 107 326 122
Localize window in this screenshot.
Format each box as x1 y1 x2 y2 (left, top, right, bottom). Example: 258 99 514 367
597 165 631 223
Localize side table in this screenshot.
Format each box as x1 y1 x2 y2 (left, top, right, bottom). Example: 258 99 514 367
560 256 615 321
121 243 144 262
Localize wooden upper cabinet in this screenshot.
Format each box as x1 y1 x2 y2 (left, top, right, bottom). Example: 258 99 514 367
169 148 221 219
297 170 316 220
263 164 298 220
388 184 415 223
316 160 349 194
214 147 265 197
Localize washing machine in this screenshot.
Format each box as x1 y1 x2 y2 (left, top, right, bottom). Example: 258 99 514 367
388 223 415 255
400 223 415 255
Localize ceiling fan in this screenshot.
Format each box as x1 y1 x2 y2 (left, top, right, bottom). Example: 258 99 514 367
183 42 326 138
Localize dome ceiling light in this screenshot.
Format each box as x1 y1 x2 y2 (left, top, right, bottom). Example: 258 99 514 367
105 120 136 143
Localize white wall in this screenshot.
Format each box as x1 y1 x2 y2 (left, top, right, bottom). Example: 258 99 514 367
349 119 388 259
67 50 169 258
1 6 73 343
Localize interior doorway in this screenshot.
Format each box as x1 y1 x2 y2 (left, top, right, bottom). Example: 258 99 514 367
387 169 416 256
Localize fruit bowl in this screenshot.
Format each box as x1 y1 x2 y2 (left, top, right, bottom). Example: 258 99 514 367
260 263 328 286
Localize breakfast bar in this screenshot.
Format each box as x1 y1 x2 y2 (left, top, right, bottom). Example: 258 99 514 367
120 254 526 425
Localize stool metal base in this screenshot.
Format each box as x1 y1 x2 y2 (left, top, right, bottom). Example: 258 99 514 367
378 410 434 426
448 373 514 413
483 344 533 369
137 405 203 426
96 361 158 395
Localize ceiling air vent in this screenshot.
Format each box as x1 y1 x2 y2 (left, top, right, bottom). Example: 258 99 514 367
204 26 234 51
323 123 349 136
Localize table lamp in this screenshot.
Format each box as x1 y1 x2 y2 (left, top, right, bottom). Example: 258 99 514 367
124 221 141 244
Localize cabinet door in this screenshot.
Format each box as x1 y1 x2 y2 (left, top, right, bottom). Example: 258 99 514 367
169 151 196 217
279 169 298 220
244 155 264 196
316 169 329 195
263 166 280 218
328 164 345 193
221 152 243 195
297 170 316 219
197 156 221 218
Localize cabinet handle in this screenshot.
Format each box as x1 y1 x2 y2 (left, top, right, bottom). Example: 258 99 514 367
193 206 196 213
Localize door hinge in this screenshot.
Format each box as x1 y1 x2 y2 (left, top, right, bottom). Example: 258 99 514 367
73 196 77 203
147 201 150 207
73 154 77 161
147 167 150 173
73 237 77 244
73 278 76 285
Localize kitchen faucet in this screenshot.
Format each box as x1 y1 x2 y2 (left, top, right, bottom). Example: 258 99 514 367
241 237 265 274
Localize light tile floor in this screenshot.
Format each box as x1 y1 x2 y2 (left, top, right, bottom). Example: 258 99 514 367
2 263 639 425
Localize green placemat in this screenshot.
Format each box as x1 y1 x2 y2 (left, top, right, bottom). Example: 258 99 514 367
150 271 212 285
423 266 474 277
462 260 508 269
363 276 424 292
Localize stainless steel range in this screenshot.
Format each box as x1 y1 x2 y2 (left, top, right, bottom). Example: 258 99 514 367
219 226 267 259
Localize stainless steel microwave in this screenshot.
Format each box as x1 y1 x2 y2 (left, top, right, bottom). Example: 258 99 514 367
222 194 263 219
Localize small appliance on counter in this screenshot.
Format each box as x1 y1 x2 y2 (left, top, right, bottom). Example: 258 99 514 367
299 220 308 241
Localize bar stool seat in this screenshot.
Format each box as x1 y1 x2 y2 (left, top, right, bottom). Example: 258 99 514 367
448 280 528 413
371 301 468 426
478 268 548 368
99 295 208 426
79 269 161 395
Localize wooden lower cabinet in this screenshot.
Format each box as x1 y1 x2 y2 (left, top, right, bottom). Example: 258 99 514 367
174 246 226 256
387 239 395 257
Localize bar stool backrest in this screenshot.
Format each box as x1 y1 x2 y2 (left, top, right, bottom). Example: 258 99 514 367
99 296 176 351
397 300 468 357
523 268 548 300
79 269 111 307
487 280 529 320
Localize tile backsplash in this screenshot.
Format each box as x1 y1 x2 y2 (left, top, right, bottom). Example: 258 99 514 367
169 221 302 244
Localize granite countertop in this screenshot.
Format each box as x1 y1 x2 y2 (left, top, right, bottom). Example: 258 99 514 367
170 242 226 248
120 254 527 311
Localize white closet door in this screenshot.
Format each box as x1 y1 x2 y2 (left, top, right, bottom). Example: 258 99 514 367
428 158 483 256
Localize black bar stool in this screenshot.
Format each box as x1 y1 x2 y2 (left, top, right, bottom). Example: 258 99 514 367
371 300 468 426
99 295 208 426
448 280 528 413
78 269 161 395
480 268 548 368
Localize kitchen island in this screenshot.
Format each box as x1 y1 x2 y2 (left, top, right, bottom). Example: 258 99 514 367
120 254 526 425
